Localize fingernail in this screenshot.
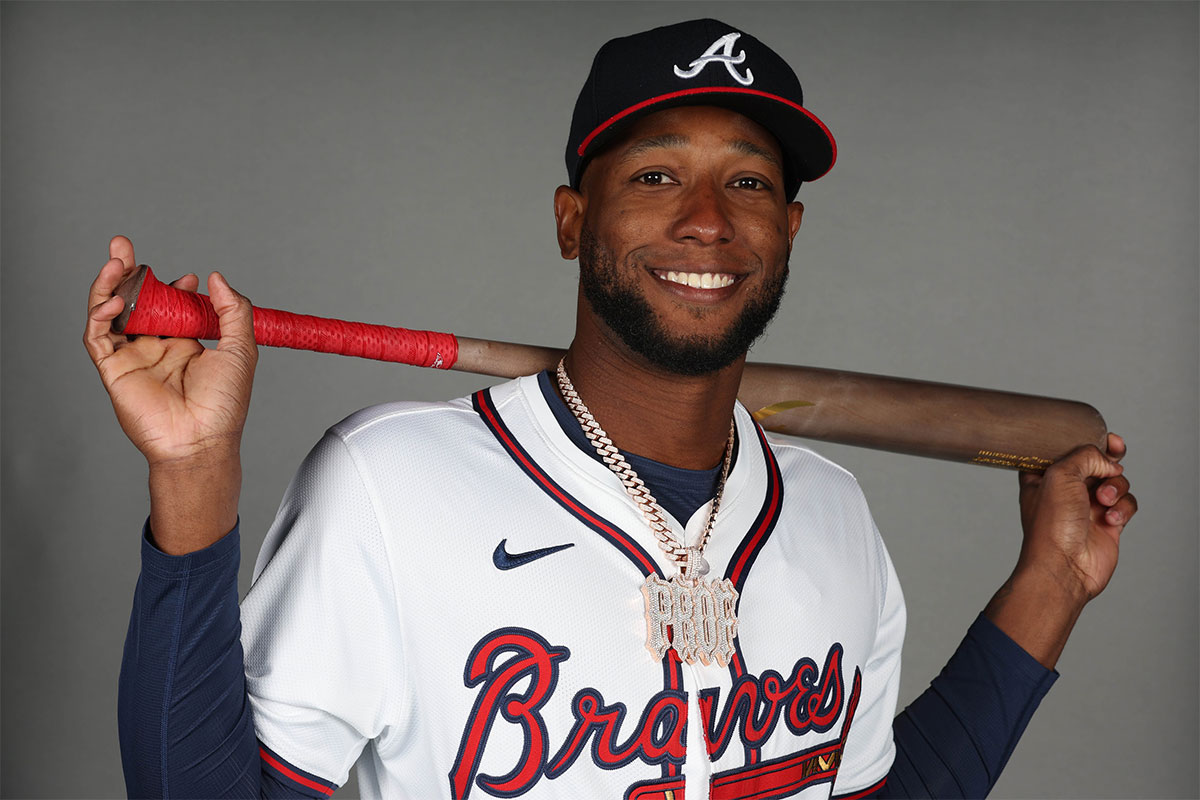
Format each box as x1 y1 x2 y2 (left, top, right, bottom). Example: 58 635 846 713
1107 509 1122 524
1101 486 1117 503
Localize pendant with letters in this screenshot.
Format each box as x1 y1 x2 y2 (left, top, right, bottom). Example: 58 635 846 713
641 573 739 666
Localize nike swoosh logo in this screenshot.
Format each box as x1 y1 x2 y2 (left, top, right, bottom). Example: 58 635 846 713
493 539 575 570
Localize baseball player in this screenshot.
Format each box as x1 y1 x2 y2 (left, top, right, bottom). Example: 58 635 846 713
85 19 1136 800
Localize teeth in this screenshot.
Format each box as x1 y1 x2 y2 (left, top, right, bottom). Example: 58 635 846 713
658 271 736 289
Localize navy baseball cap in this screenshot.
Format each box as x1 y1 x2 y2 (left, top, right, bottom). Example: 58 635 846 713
566 18 836 201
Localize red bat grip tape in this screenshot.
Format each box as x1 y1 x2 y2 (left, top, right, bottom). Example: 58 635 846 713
123 266 459 369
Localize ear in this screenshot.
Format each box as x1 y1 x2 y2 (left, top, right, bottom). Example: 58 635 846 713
554 185 586 259
785 201 805 253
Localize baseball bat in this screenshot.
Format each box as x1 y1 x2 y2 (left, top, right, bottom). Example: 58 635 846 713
112 265 1106 472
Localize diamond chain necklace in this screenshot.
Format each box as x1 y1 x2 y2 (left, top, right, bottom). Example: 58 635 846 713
556 358 740 665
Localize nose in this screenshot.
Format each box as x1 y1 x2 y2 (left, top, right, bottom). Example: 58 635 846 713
670 180 735 245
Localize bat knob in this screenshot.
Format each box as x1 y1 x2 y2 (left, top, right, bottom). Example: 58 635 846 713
113 264 152 334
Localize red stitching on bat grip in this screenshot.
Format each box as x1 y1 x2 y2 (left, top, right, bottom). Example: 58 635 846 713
124 266 460 369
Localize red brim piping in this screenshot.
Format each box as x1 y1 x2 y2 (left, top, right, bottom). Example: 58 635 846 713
576 86 837 180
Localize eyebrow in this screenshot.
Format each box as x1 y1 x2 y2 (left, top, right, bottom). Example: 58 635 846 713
617 134 690 163
728 138 782 170
616 133 781 170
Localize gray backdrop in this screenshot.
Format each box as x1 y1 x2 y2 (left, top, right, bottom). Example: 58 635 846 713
2 2 1196 798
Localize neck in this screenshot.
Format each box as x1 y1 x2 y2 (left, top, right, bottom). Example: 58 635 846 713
563 303 745 471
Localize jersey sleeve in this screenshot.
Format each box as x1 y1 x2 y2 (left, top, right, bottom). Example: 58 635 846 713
832 518 906 797
240 429 407 789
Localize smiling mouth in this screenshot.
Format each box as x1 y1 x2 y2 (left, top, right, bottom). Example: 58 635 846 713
652 270 739 289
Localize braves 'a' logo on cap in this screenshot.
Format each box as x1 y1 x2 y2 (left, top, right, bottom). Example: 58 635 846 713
673 32 754 86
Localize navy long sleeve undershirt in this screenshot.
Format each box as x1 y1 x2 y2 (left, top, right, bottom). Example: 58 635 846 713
121 523 345 799
119 519 1057 799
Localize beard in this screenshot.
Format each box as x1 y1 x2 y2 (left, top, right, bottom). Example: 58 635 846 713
578 226 788 376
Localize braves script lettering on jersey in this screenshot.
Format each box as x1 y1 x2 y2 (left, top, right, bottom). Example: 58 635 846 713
240 375 904 799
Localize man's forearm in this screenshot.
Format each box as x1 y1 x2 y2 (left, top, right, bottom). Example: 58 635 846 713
148 450 241 555
983 565 1089 670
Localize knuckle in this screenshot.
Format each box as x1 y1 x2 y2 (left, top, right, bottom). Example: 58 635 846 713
1044 458 1074 479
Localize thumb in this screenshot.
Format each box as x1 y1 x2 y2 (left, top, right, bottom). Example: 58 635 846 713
1049 444 1124 485
208 272 258 367
109 235 136 273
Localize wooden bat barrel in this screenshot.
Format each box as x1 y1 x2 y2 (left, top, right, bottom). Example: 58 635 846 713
113 265 1106 472
737 363 1107 471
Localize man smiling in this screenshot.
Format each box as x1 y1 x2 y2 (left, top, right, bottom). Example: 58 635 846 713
88 18 1136 800
564 108 799 381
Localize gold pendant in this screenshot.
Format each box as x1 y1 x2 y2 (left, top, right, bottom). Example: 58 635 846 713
641 574 739 666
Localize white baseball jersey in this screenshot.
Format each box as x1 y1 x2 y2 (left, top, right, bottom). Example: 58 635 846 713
240 373 905 799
